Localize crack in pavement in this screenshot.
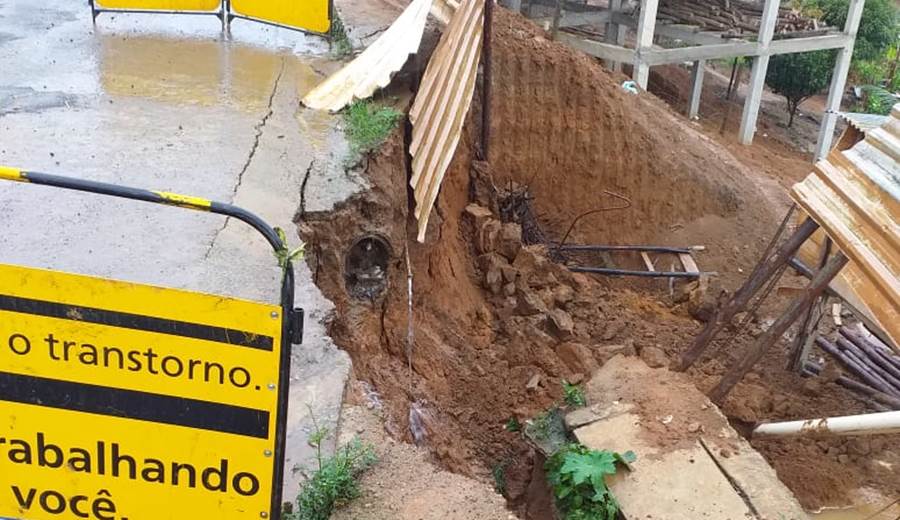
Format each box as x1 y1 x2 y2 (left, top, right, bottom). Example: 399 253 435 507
297 159 315 221
205 58 287 259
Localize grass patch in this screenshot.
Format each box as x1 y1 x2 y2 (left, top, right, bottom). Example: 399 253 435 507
285 409 377 520
287 439 377 520
343 100 403 161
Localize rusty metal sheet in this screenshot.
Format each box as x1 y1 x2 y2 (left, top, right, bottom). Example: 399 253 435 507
410 0 484 242
792 104 900 350
302 0 433 112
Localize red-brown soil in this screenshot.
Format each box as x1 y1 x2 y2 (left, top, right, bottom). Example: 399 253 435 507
298 8 898 516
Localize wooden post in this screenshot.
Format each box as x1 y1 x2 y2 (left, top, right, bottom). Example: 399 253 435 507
482 0 494 162
709 252 850 403
678 217 820 371
789 237 832 371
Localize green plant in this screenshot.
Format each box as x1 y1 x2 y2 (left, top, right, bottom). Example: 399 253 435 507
330 15 352 58
287 410 377 520
492 460 509 495
562 380 587 408
526 409 554 441
859 84 899 114
343 100 403 161
545 444 636 520
817 0 899 64
765 50 835 126
505 417 522 432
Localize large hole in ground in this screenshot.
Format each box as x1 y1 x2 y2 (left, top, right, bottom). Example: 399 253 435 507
298 8 892 518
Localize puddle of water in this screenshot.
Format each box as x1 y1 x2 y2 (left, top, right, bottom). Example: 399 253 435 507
98 33 322 112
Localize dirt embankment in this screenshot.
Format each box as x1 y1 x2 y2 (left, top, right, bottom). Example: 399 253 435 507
298 8 899 515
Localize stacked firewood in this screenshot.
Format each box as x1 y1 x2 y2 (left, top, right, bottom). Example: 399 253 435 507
812 327 900 408
656 0 822 34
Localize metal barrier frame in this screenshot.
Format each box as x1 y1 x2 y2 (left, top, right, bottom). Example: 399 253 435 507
0 168 302 520
88 0 335 37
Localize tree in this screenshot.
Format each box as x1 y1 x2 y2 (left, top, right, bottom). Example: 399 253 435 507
765 50 835 126
817 0 900 63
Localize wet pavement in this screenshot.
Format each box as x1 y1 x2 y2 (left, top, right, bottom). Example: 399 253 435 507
0 0 363 504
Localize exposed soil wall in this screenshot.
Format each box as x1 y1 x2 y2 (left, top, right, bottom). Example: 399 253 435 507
298 8 899 516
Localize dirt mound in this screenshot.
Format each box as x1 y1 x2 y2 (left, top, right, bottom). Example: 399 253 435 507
298 8 899 516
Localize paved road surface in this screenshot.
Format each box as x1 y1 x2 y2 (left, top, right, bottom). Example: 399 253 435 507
0 0 358 504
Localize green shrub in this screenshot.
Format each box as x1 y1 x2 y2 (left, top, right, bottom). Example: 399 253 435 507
562 380 587 408
343 100 403 161
765 50 835 126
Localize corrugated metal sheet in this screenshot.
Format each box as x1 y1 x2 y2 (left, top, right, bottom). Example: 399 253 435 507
792 103 900 350
839 112 891 134
302 0 433 112
410 0 484 242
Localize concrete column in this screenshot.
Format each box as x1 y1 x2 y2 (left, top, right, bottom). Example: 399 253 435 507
688 59 705 119
815 0 866 161
503 0 522 12
605 0 624 72
738 0 781 144
633 0 659 89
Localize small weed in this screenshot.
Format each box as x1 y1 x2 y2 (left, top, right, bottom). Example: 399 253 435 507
505 417 522 432
526 409 553 441
492 460 509 495
343 100 403 163
286 408 377 520
330 15 352 58
545 443 636 520
562 380 586 408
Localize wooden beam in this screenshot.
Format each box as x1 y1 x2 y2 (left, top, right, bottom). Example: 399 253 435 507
678 218 820 371
709 252 850 403
641 252 656 272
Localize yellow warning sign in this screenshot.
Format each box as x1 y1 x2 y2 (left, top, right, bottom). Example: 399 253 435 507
0 263 285 520
231 0 331 34
94 0 220 11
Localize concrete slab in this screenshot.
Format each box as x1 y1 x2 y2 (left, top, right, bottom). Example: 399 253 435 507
574 356 809 520
0 0 360 506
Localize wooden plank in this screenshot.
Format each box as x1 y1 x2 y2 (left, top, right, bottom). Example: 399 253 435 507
641 252 655 272
679 253 700 273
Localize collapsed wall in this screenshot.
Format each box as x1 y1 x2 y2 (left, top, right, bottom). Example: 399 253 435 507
297 7 896 515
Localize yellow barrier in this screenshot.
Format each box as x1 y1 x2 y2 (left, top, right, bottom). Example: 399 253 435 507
231 0 331 34
95 0 221 11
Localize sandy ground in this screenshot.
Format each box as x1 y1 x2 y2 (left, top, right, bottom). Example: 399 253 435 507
330 405 517 520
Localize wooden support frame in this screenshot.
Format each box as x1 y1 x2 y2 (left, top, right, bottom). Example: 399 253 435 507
678 217 821 371
709 252 850 402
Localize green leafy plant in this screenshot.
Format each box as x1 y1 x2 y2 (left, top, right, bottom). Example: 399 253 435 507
562 380 587 408
545 444 637 520
505 417 522 432
286 409 377 520
765 50 835 126
859 84 899 115
492 460 509 495
343 100 403 162
817 0 899 63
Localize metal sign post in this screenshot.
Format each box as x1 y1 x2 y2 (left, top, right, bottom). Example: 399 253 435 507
0 167 302 520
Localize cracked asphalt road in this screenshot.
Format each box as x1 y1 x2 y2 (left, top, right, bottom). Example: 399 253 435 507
0 0 363 504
